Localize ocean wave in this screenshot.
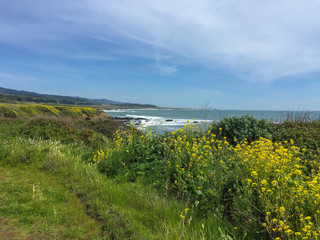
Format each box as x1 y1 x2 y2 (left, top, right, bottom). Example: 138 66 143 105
104 109 126 113
104 109 136 113
126 114 209 127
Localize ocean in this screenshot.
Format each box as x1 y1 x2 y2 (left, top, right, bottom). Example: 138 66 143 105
104 109 320 132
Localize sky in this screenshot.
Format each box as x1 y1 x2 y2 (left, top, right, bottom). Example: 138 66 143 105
0 0 320 110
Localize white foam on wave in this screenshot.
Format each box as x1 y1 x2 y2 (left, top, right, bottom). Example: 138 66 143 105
104 108 173 113
104 109 126 113
126 114 209 127
104 109 136 113
126 114 166 126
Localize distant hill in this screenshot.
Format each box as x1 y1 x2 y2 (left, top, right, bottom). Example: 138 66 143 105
0 87 158 108
0 87 98 105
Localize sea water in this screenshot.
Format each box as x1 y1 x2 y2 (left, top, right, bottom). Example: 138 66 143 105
104 109 320 132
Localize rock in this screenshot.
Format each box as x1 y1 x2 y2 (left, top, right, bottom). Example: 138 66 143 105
113 116 148 125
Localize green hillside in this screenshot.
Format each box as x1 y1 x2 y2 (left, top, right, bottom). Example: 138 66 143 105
0 103 107 119
0 87 99 106
0 87 158 109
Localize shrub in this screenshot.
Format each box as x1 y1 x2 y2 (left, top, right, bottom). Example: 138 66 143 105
76 119 128 139
93 127 163 181
0 106 18 118
19 119 107 150
18 105 37 116
81 107 98 117
272 120 320 170
93 122 320 239
273 121 320 152
54 106 79 117
34 105 59 116
209 115 274 145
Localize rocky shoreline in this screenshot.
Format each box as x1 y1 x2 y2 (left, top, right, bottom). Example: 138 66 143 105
113 116 147 125
113 116 199 126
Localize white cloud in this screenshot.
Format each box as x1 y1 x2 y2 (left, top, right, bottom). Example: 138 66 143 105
2 0 320 81
81 0 320 81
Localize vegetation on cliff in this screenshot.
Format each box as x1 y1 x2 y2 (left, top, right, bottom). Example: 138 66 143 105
1 106 319 239
0 103 106 119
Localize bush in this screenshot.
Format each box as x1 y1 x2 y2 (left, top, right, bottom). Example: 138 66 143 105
92 123 320 239
273 120 320 169
0 106 18 118
209 115 274 145
19 119 107 150
76 119 128 139
273 121 320 150
93 127 163 181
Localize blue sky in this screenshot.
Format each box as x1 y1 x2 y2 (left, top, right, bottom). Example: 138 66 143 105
1 0 320 110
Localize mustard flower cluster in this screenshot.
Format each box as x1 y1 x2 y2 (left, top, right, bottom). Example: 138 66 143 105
235 138 320 239
93 123 320 239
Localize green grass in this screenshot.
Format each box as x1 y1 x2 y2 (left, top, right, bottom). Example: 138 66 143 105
0 119 234 239
0 166 103 240
3 113 320 239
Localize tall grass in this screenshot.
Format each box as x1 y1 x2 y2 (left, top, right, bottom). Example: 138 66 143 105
281 111 320 123
0 127 233 239
2 113 320 239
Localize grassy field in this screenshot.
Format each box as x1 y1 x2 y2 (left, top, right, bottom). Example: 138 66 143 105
0 121 232 239
1 104 319 239
0 104 233 239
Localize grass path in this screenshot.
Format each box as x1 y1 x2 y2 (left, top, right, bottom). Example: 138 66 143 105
0 166 104 240
0 123 234 239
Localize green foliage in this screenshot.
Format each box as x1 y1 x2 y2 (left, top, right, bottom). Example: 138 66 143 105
18 105 37 116
209 115 274 145
76 119 128 139
0 117 127 166
0 103 104 119
3 114 320 239
18 105 60 117
19 119 108 150
93 119 320 239
0 132 233 239
95 128 163 182
273 120 320 168
55 106 99 118
273 121 320 150
0 106 18 118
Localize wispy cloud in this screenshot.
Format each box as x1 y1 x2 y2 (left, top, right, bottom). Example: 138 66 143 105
155 64 178 75
90 36 122 45
1 0 320 82
77 0 320 81
68 54 114 61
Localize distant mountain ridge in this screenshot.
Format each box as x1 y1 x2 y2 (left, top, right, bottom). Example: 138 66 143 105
0 87 158 108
